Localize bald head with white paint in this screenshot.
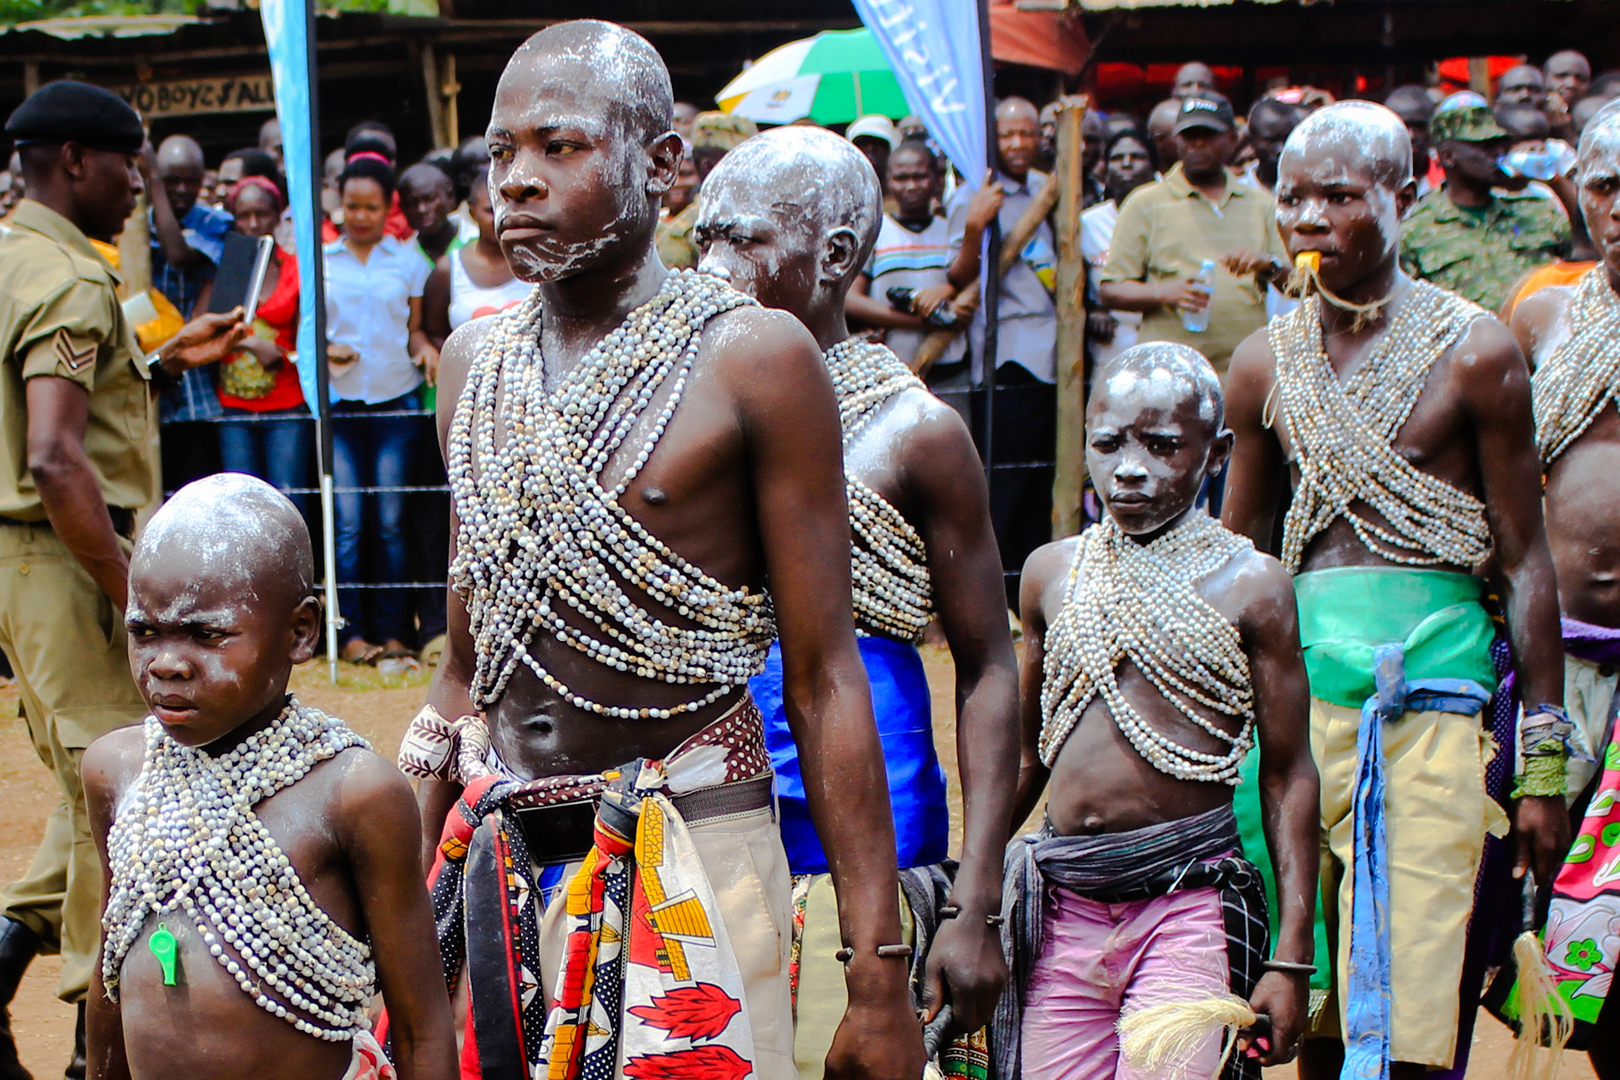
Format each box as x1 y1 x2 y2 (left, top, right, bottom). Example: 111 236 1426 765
487 20 682 283
696 126 881 340
135 474 314 612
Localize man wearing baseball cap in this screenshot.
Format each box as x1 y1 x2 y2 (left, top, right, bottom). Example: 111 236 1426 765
1401 94 1571 309
846 114 900 199
0 80 244 1078
1100 92 1289 379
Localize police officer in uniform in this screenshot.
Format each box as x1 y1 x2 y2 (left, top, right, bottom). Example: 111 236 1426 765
0 82 245 1078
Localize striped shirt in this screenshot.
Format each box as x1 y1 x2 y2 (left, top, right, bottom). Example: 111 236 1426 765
863 214 964 369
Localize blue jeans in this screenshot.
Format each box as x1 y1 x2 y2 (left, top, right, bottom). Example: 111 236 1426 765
332 391 419 646
217 406 313 516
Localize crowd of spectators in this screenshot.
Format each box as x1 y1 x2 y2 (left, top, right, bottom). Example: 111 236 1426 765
2 48 1609 674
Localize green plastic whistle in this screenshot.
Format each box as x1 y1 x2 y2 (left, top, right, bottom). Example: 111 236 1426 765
148 923 177 986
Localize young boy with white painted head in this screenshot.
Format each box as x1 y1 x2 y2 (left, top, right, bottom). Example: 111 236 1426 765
1009 343 1319 1080
82 475 456 1080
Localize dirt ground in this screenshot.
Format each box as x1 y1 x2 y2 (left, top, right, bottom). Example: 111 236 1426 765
0 648 1599 1078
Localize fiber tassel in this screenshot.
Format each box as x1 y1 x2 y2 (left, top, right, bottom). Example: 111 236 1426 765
1507 930 1574 1080
1117 993 1258 1079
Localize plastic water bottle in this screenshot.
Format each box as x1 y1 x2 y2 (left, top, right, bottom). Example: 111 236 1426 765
1181 259 1216 333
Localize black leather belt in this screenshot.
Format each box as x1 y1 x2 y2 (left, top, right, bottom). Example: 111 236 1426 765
515 773 775 867
0 507 135 540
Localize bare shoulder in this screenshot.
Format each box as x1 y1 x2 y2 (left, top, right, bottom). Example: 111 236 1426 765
1222 545 1298 635
1507 283 1576 367
701 303 825 383
1020 534 1081 620
328 744 417 813
437 316 499 424
895 386 979 474
1226 324 1279 405
1447 312 1531 408
81 724 148 822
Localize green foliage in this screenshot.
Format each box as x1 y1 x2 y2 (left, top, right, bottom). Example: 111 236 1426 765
0 0 200 22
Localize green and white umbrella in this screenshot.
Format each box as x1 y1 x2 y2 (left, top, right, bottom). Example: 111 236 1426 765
717 28 911 127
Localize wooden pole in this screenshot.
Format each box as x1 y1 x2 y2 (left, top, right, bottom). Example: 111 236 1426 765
442 53 460 147
1051 95 1088 538
420 40 447 148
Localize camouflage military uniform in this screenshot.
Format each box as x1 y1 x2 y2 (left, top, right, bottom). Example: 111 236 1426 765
1400 98 1573 311
1399 187 1571 311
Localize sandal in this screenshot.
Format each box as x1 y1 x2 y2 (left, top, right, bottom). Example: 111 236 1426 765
341 639 385 665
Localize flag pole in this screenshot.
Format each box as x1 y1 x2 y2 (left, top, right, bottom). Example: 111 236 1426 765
301 0 340 684
976 0 999 487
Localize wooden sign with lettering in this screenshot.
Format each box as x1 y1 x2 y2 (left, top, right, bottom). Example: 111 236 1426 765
115 75 276 118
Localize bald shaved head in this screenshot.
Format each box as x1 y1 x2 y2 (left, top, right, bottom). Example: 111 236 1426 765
1281 101 1412 189
135 474 314 612
701 126 881 263
504 20 673 146
156 135 204 172
1173 62 1217 100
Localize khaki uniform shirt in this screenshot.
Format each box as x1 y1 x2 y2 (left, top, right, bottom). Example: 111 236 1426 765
1100 164 1287 372
1399 187 1572 312
0 200 157 520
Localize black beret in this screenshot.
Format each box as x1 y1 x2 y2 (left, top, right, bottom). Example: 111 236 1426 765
5 80 144 154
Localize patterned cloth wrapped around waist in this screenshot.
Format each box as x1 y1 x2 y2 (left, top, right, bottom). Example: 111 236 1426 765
415 699 775 1079
1294 567 1497 709
992 805 1269 1080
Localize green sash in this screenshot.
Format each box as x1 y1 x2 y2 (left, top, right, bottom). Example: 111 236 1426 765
1294 567 1497 709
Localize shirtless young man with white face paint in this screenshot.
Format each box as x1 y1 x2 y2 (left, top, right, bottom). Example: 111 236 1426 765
694 127 1019 1074
1506 99 1620 1079
403 21 923 1080
1011 343 1317 1080
1222 101 1569 1080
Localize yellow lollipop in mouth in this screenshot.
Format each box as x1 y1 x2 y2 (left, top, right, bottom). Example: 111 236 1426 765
1295 251 1321 275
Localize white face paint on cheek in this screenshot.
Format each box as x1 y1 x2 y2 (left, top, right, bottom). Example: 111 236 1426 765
1365 186 1400 249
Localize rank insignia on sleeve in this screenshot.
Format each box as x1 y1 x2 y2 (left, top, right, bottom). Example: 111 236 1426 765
53 329 95 372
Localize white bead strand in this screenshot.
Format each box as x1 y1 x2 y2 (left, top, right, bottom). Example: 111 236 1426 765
1270 281 1493 574
1039 514 1256 784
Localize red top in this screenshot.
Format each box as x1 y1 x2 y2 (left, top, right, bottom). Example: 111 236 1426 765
218 248 307 412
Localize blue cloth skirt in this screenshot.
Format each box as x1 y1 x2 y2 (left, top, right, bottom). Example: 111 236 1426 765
751 636 950 874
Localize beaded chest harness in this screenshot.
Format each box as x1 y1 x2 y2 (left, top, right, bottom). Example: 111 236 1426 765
825 337 935 642
1039 514 1255 784
1533 269 1620 465
447 270 777 717
1270 282 1492 574
101 700 374 1041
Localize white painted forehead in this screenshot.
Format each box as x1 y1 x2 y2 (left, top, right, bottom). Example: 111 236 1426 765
1281 101 1409 175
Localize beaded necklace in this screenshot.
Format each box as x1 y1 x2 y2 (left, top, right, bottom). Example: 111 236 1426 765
1039 514 1255 783
1533 269 1620 465
825 337 935 642
1270 283 1492 574
447 269 777 716
101 699 374 1041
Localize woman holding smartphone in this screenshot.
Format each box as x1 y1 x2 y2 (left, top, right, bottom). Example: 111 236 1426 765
216 175 311 512
323 153 438 668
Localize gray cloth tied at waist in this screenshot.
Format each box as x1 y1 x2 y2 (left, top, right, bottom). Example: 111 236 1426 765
991 804 1269 1080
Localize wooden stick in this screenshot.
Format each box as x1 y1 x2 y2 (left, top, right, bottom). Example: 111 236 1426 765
1051 95 1089 538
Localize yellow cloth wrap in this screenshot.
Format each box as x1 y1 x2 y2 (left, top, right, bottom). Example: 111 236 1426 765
1308 697 1510 1068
